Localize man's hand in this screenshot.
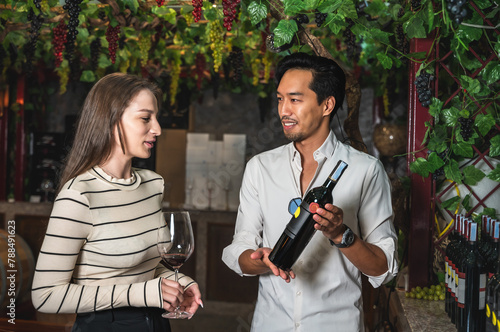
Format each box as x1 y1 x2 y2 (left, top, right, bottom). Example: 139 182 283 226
250 247 296 282
312 203 346 244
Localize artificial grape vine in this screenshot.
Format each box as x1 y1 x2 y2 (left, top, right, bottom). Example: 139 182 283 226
414 71 433 108
192 0 203 23
57 65 70 94
251 58 261 86
105 24 120 64
25 8 44 75
52 21 67 68
229 47 243 84
294 14 309 26
222 0 241 31
156 0 165 6
262 53 271 84
63 0 83 61
445 0 469 25
209 20 224 73
431 150 448 180
314 10 328 27
458 117 474 141
343 19 359 62
90 38 101 70
411 0 422 11
195 53 206 90
139 35 151 67
119 58 130 73
169 56 181 106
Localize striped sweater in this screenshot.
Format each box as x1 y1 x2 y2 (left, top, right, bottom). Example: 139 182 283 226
31 166 195 314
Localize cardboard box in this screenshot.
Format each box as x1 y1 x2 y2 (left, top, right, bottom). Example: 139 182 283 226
155 129 187 208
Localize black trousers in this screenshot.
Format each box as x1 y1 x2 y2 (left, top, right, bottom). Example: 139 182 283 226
72 307 171 332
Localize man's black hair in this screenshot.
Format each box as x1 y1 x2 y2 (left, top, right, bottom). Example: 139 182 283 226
274 52 346 117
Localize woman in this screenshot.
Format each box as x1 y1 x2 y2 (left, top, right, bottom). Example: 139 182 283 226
31 73 202 332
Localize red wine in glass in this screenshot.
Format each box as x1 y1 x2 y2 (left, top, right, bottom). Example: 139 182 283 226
157 211 195 319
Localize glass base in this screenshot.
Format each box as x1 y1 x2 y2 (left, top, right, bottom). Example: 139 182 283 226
162 309 193 319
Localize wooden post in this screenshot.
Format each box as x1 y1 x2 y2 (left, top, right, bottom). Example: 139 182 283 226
407 35 435 288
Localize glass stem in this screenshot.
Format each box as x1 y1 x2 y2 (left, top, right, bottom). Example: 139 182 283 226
174 268 179 282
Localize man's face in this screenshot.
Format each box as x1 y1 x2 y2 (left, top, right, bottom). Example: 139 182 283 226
276 69 331 143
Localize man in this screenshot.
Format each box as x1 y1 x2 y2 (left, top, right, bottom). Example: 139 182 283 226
222 52 398 331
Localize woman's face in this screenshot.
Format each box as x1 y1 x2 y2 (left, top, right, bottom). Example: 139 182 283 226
114 89 161 160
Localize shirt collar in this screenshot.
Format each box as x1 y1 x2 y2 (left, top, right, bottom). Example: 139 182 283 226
289 130 338 164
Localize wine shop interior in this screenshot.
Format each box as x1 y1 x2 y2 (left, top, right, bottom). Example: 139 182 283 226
0 1 499 331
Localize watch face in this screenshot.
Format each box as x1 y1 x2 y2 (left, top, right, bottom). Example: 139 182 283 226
345 231 355 245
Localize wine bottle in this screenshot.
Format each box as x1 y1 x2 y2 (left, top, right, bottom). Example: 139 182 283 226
268 160 348 270
463 221 487 332
486 220 499 332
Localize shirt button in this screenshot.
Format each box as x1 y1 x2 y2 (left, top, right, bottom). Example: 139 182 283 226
296 291 301 296
295 322 300 328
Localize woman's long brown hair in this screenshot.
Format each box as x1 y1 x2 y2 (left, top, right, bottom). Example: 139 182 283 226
57 73 162 192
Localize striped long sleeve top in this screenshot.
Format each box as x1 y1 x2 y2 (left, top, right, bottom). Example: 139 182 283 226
31 166 196 314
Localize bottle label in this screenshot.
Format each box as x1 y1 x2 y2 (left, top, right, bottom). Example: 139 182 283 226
458 272 465 307
284 201 313 239
480 273 487 310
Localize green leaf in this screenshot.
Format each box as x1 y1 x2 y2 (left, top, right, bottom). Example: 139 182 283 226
456 20 483 44
283 0 305 16
463 165 486 186
404 17 426 39
460 75 481 94
247 2 267 26
98 54 112 68
483 208 497 218
487 165 500 182
428 152 445 172
364 0 386 17
336 0 357 20
490 135 500 157
426 1 435 33
409 157 431 177
428 97 444 118
442 106 460 127
462 194 472 212
376 52 393 69
444 159 463 184
475 113 495 136
122 0 139 14
327 15 345 35
318 0 344 14
304 0 321 10
453 141 473 158
441 196 461 211
427 125 448 153
480 61 500 85
368 28 392 45
273 20 297 48
80 70 96 83
474 0 492 9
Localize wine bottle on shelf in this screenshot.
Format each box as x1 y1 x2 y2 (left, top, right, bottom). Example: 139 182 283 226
456 216 469 331
463 221 487 332
268 160 348 271
486 220 499 332
445 214 460 321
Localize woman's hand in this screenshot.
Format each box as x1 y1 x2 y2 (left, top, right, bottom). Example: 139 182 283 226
160 278 184 311
179 284 203 318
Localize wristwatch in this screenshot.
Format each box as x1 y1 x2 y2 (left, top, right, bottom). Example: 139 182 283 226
329 225 355 248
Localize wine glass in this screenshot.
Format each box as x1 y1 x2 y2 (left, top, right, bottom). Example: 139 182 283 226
157 211 195 319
